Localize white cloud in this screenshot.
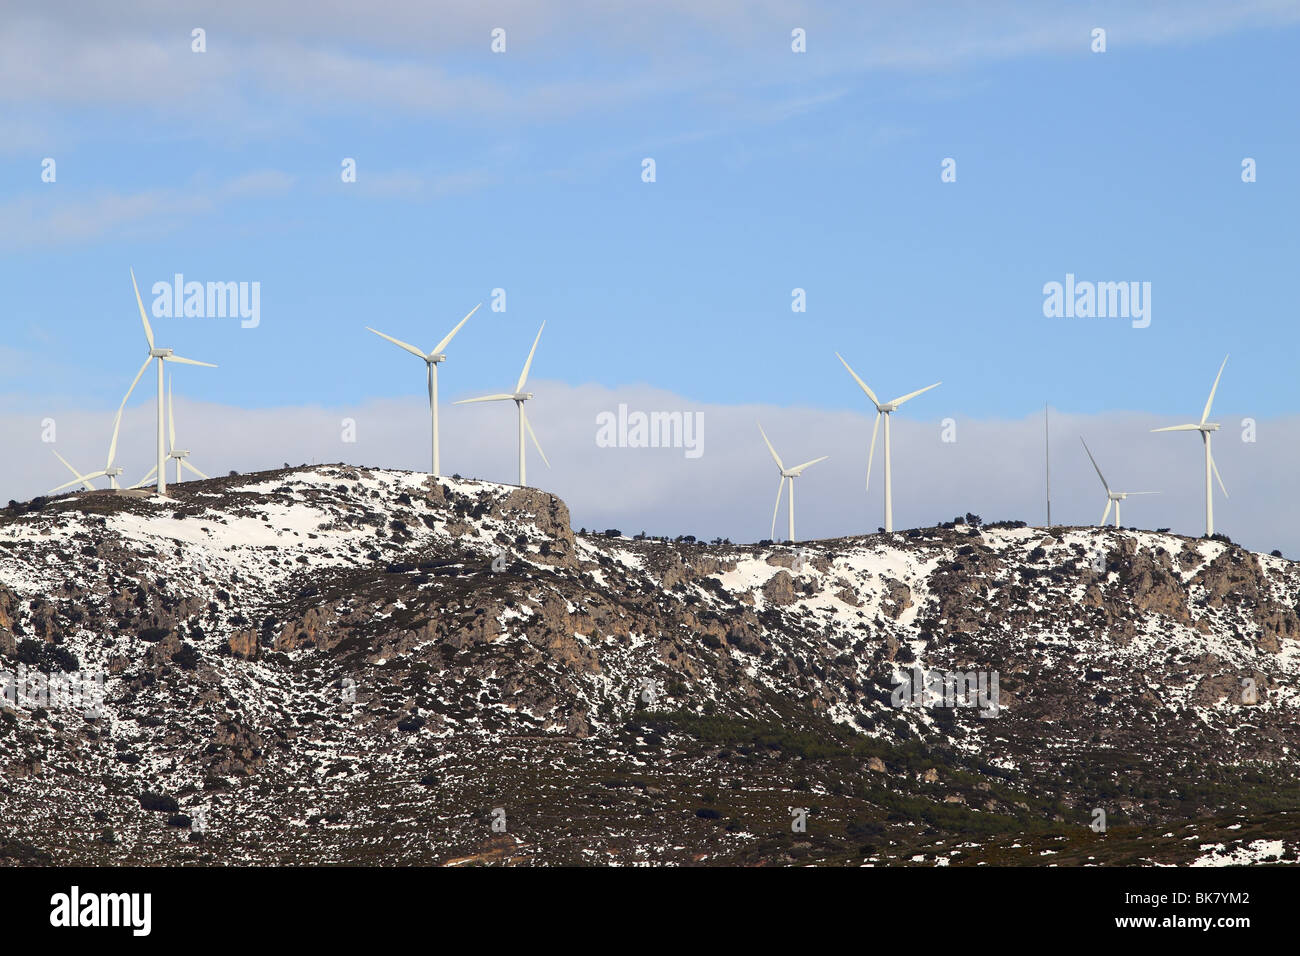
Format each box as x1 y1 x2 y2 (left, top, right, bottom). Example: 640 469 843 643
0 170 295 248
3 1 1295 126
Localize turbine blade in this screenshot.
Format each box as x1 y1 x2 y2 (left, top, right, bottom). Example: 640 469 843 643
52 450 95 491
432 303 481 354
49 476 90 494
1151 424 1200 432
131 465 158 489
108 356 152 467
835 352 880 407
1101 499 1112 526
789 455 829 474
866 412 881 492
889 381 942 407
1211 455 1228 499
181 459 209 480
168 376 176 452
453 393 515 405
1200 354 1229 425
522 407 550 468
515 322 546 393
49 472 106 493
365 326 427 360
120 356 152 407
757 423 785 472
164 354 217 368
1123 491 1160 496
105 406 125 471
770 475 786 542
1080 437 1109 493
130 268 154 349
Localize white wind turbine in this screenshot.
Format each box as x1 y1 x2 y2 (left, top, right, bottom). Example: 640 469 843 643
132 374 210 488
454 322 549 487
1152 354 1229 537
835 352 940 533
48 406 129 494
48 350 160 494
365 303 480 476
758 423 828 544
1080 438 1158 528
124 269 217 496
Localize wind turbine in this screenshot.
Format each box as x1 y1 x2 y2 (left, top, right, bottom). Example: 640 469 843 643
47 359 154 494
1151 354 1229 537
1080 438 1158 528
365 303 480 476
758 423 827 544
125 269 216 496
835 352 940 533
454 322 549 487
48 408 128 494
132 374 210 488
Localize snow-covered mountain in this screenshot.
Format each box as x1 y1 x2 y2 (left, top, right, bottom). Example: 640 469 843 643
2 465 1299 866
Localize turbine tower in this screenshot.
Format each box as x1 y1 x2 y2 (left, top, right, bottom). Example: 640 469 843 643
454 322 549 487
1152 355 1229 537
126 269 216 496
365 303 480 476
835 352 940 533
1080 437 1158 528
758 423 827 544
132 374 211 488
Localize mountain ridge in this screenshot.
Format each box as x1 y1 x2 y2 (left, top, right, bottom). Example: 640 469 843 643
2 465 1298 866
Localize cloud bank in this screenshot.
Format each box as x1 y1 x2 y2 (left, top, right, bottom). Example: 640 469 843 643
3 381 1294 556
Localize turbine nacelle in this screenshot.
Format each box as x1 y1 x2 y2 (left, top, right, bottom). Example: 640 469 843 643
513 392 534 402
149 347 174 359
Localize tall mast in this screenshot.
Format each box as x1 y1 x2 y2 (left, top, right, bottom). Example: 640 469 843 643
1044 402 1052 528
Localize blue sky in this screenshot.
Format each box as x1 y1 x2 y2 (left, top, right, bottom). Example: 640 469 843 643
4 1 1300 548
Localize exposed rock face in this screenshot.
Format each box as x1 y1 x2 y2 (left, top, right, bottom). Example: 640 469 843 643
227 630 259 660
1116 538 1191 624
879 577 913 620
762 570 798 606
2 467 1300 867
